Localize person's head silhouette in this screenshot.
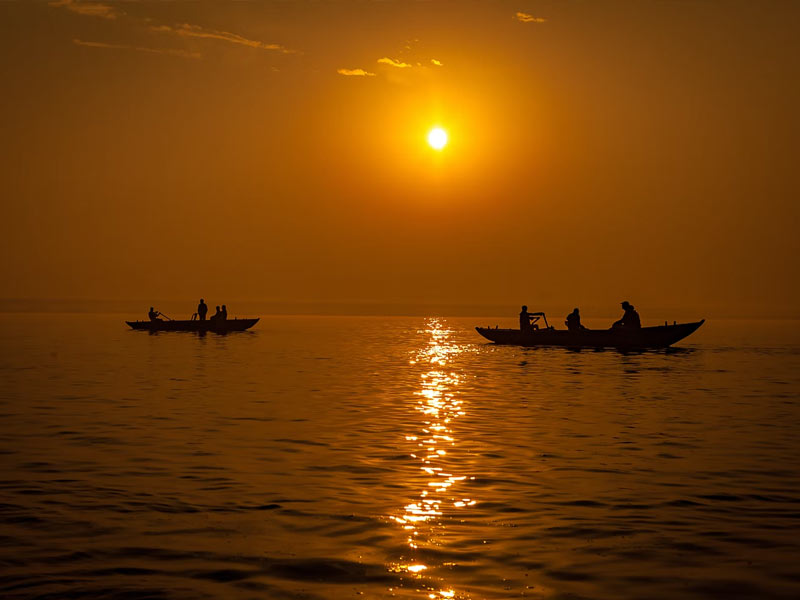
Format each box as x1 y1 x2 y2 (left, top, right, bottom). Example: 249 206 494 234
522 305 528 312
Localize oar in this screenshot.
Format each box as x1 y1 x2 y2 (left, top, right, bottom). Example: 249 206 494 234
158 312 174 321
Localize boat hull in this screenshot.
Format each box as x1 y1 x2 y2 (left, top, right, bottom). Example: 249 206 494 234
475 320 704 349
126 318 259 333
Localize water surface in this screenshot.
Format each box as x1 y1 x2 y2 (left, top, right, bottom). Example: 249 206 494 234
1 314 799 599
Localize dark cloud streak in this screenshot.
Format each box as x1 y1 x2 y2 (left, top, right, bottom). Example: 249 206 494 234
72 38 201 59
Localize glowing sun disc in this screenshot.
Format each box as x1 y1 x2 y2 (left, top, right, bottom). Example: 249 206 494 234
427 127 448 150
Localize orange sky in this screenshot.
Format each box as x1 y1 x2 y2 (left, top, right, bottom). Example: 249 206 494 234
1 1 798 316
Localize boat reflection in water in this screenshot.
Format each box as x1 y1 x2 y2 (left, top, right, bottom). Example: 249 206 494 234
388 319 476 599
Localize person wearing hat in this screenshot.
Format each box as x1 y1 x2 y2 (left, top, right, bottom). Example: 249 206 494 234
613 301 641 329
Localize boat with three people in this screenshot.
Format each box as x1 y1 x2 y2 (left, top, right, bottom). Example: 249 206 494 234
476 308 704 349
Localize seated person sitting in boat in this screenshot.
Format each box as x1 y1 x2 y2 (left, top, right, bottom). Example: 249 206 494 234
519 305 540 332
209 306 222 322
148 307 162 322
565 308 587 331
612 301 641 329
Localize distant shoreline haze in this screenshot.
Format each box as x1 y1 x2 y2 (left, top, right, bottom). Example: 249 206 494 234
0 298 796 320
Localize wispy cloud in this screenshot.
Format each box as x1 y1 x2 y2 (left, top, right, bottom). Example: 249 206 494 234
73 38 201 59
50 0 120 20
431 59 443 66
515 12 547 24
337 68 375 77
377 57 412 69
151 23 294 54
52 1 300 61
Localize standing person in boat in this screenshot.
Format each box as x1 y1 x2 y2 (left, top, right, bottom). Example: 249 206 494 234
148 307 162 322
519 305 538 332
220 305 228 320
612 301 641 329
565 308 587 331
197 298 208 321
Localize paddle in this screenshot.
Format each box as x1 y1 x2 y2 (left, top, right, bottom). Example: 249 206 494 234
157 312 174 321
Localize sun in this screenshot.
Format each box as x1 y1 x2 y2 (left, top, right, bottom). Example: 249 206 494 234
427 127 448 151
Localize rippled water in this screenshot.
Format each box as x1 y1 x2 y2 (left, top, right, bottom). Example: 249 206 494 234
1 314 799 599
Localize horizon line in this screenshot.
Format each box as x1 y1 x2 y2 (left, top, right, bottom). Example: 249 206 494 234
0 297 796 320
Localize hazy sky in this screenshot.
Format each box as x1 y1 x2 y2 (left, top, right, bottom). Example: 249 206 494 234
1 1 798 316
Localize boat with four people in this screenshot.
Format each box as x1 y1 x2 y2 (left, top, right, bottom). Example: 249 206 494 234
126 318 259 333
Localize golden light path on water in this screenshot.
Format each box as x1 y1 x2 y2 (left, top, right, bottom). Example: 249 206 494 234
388 318 476 599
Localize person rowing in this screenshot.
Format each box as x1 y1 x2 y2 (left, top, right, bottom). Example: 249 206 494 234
148 307 162 322
519 305 540 332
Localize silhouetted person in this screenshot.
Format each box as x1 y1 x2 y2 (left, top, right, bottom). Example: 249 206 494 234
197 299 208 321
148 307 161 322
613 301 641 329
519 305 538 332
220 305 228 320
209 305 222 323
565 308 587 331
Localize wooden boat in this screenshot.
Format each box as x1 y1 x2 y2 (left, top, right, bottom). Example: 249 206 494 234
126 318 259 333
475 318 704 349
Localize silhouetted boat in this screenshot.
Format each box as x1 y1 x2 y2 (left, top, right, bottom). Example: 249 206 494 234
475 319 704 349
126 318 259 332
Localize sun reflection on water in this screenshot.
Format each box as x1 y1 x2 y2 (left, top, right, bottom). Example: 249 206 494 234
388 318 475 599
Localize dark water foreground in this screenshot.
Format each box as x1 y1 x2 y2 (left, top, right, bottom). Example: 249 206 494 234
1 314 799 599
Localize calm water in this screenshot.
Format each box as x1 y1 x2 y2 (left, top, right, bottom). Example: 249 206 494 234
1 314 799 599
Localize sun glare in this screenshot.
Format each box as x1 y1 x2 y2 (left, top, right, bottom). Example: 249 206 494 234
427 127 448 151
